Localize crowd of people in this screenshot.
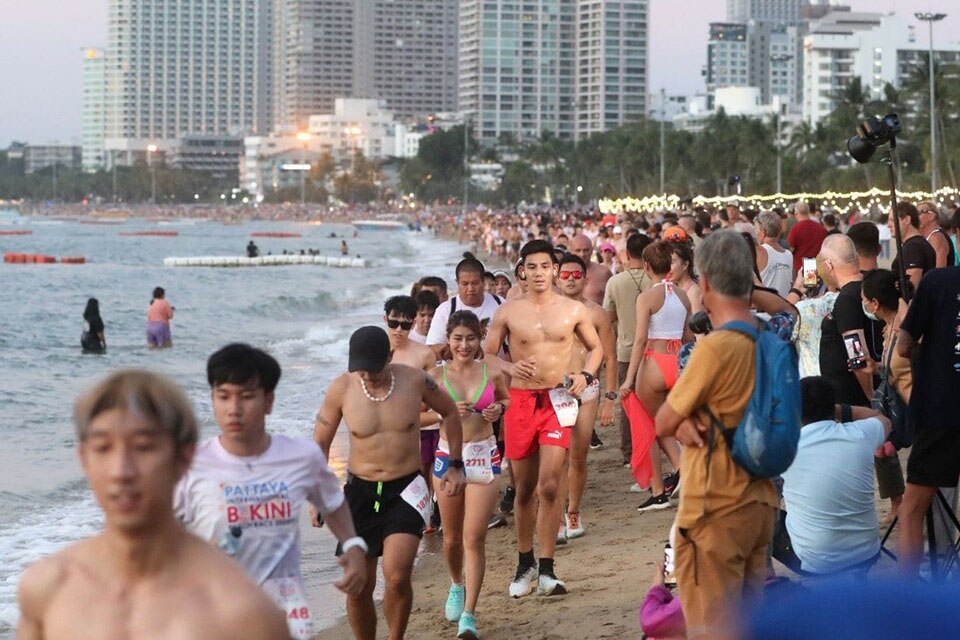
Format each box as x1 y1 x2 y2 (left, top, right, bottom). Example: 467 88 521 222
18 196 960 640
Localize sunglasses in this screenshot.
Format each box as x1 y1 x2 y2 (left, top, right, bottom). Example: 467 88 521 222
386 319 414 330
559 270 584 280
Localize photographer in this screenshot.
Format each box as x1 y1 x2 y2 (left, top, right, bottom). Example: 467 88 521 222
896 265 960 577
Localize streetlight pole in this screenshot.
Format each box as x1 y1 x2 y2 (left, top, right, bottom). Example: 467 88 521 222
296 132 311 205
146 144 157 204
915 12 947 194
462 115 469 215
659 88 666 194
770 53 793 195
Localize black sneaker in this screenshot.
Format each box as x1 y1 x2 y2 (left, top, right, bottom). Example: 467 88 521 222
664 471 681 497
637 493 671 512
487 513 508 529
499 486 516 515
590 430 604 450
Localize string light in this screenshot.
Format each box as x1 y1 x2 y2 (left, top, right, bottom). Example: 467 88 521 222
597 187 960 214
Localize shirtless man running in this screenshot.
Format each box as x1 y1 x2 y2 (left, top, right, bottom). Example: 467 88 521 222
484 239 603 597
556 254 618 540
569 234 613 305
17 370 287 640
314 326 466 640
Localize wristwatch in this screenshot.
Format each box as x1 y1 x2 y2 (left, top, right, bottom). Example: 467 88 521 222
341 536 369 555
580 370 596 385
604 391 618 401
448 458 465 470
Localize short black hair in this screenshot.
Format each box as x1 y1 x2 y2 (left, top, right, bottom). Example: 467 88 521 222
801 376 835 425
455 257 485 280
626 233 653 260
483 271 496 281
847 222 880 259
559 253 587 271
521 239 558 264
414 289 440 311
384 295 418 319
207 343 281 393
419 276 448 294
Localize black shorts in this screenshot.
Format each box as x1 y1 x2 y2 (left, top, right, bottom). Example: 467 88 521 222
336 471 424 558
906 426 960 487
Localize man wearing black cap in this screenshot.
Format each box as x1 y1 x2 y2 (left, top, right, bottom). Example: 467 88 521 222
314 326 466 640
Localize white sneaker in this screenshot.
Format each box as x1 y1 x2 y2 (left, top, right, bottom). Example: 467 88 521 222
509 565 538 598
565 512 585 539
629 482 650 493
537 573 568 596
556 524 568 545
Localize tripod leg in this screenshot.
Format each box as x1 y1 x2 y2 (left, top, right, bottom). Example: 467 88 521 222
927 506 939 580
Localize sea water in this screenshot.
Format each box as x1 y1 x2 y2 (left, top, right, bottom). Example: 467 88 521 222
0 211 464 634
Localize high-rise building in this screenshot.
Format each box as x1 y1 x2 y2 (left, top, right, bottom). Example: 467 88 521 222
575 0 648 141
727 0 801 23
706 23 749 108
103 0 274 165
459 0 576 144
275 0 458 131
81 48 106 172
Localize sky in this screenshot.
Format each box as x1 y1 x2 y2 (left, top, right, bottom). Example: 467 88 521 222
0 0 957 147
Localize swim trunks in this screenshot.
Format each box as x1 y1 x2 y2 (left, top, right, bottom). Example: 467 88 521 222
420 429 441 466
433 435 501 483
337 471 425 557
146 321 171 347
503 388 571 460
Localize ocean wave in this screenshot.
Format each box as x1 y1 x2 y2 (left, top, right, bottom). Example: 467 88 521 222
246 291 337 318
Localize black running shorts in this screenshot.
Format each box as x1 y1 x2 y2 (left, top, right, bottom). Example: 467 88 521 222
336 471 425 558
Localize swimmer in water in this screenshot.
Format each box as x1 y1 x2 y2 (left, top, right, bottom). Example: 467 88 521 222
146 286 174 349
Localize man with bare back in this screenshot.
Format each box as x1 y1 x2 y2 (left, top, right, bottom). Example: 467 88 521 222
314 326 466 640
17 370 287 640
484 239 603 597
556 253 618 540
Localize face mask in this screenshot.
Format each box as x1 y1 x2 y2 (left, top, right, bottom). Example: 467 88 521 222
862 301 880 322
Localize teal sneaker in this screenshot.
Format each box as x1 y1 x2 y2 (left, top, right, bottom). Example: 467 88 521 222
444 583 465 622
457 611 479 639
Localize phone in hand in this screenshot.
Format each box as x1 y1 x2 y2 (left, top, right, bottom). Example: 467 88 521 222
802 257 818 289
843 332 867 370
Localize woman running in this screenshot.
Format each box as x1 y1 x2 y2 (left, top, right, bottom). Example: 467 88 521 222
621 241 693 512
421 310 509 640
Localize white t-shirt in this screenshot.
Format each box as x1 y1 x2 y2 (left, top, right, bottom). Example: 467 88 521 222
425 293 502 346
409 327 428 344
174 434 344 637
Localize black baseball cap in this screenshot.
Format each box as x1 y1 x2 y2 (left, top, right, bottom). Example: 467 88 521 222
348 326 390 373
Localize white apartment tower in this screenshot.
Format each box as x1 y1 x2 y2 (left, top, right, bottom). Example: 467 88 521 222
275 0 458 131
103 0 274 164
575 0 648 141
459 0 576 144
81 48 106 172
727 0 801 23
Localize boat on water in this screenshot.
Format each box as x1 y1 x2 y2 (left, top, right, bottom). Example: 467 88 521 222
352 219 408 231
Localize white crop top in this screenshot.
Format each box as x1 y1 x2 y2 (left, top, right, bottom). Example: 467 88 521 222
647 281 686 340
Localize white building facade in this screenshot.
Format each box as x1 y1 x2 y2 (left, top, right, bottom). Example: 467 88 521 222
81 48 107 172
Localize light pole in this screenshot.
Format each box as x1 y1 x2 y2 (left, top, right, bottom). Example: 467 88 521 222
296 131 311 205
659 88 666 194
915 12 947 194
770 53 793 195
462 115 470 215
146 144 157 204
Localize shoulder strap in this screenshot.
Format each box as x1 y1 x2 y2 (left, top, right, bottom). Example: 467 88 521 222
450 297 457 313
492 294 502 305
440 366 462 403
717 320 759 341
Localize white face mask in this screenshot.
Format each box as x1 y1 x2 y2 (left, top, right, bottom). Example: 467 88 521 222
862 301 880 322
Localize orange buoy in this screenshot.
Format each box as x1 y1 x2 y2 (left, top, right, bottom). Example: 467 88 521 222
119 231 179 237
0 230 32 236
250 232 302 238
60 256 87 264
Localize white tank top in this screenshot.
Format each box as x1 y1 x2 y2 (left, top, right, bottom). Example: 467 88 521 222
648 281 686 340
758 243 793 298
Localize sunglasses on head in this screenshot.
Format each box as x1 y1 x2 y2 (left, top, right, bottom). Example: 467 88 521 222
559 270 584 280
386 319 414 330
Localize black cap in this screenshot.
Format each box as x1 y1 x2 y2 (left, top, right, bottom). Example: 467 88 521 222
348 326 390 373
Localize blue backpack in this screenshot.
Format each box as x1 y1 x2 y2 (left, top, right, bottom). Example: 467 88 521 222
716 319 801 478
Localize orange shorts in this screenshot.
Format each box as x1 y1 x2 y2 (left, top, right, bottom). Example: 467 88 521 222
503 388 570 460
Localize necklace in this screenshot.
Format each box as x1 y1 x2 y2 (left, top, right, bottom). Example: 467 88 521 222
626 267 645 292
360 371 395 402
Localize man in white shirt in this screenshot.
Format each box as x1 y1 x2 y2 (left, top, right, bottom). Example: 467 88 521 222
427 257 503 358
780 376 891 575
175 343 366 639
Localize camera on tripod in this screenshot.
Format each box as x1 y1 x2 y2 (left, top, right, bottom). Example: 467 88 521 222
847 114 902 164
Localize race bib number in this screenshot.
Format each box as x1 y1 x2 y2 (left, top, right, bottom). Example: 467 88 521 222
463 442 494 485
548 388 579 427
263 577 313 639
400 474 432 525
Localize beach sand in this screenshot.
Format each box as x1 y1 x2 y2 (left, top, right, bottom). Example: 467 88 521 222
313 428 679 640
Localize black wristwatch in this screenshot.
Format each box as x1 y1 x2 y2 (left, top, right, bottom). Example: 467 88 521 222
580 370 596 385
604 391 618 401
448 459 464 470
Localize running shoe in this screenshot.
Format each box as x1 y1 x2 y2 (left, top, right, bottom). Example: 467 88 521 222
637 493 671 512
629 482 650 493
556 525 568 545
499 486 516 515
665 471 681 498
590 430 604 450
457 612 479 640
508 565 538 598
487 513 508 529
565 512 585 539
537 573 568 596
445 583 465 622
